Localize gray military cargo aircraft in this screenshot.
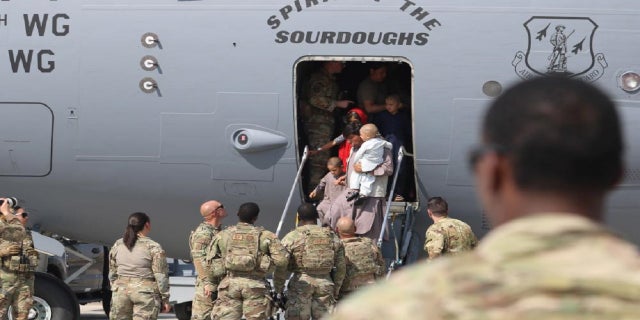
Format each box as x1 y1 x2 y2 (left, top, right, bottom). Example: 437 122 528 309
1 0 640 319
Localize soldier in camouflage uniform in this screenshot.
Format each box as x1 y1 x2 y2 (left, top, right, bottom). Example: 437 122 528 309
300 61 352 195
189 200 227 320
423 196 477 260
11 206 38 320
328 77 640 319
274 203 345 320
109 212 170 320
335 217 384 300
207 202 288 320
0 200 38 320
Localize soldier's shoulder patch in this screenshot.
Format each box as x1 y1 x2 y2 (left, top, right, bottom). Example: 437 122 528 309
232 233 244 240
310 238 331 245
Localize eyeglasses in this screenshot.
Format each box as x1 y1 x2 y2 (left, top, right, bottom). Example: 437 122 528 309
468 144 507 169
204 204 224 219
15 212 28 218
208 204 224 215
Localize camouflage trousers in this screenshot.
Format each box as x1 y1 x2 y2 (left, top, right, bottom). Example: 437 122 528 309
110 276 161 320
285 273 335 320
191 281 214 320
211 276 271 320
0 269 34 320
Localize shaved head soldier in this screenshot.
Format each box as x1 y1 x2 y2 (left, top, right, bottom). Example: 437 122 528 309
335 217 384 300
189 200 227 319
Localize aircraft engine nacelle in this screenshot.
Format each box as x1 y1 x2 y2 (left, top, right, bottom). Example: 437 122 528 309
231 128 288 153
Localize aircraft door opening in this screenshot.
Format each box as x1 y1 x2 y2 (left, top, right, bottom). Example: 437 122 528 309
293 57 417 206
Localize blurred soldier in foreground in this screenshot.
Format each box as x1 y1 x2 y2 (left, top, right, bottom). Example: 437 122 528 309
208 202 288 320
423 196 477 260
274 203 345 319
109 212 170 320
328 77 640 319
189 200 227 320
335 217 384 300
0 199 38 320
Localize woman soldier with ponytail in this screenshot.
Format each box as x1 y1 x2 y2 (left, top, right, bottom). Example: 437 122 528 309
108 212 171 319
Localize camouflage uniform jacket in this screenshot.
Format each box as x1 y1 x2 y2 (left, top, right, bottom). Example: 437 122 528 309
108 236 170 304
0 218 26 251
190 222 221 289
303 69 339 116
273 225 346 293
207 222 288 279
424 217 478 259
0 218 35 272
341 237 385 292
329 214 640 320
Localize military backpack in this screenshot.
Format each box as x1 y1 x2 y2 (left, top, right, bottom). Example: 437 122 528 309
300 227 335 274
344 238 379 277
224 225 262 272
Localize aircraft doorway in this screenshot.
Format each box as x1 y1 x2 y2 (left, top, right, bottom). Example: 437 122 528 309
294 57 416 205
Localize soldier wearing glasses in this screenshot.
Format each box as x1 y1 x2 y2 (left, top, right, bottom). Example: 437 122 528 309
189 200 227 320
329 77 640 319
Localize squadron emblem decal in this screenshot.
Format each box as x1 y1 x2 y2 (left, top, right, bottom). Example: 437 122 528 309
513 17 607 82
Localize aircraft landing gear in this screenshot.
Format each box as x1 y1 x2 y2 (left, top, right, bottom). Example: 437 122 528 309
35 273 79 320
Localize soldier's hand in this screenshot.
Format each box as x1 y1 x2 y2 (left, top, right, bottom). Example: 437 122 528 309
25 247 37 257
161 302 171 313
335 100 354 109
0 244 21 257
204 284 215 297
0 199 11 215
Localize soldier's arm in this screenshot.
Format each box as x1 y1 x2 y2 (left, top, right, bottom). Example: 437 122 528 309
150 243 170 305
24 233 38 262
190 229 215 288
108 241 119 287
424 227 445 260
332 237 346 296
265 231 289 268
273 232 296 293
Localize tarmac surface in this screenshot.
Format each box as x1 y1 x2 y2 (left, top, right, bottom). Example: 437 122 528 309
80 301 179 320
